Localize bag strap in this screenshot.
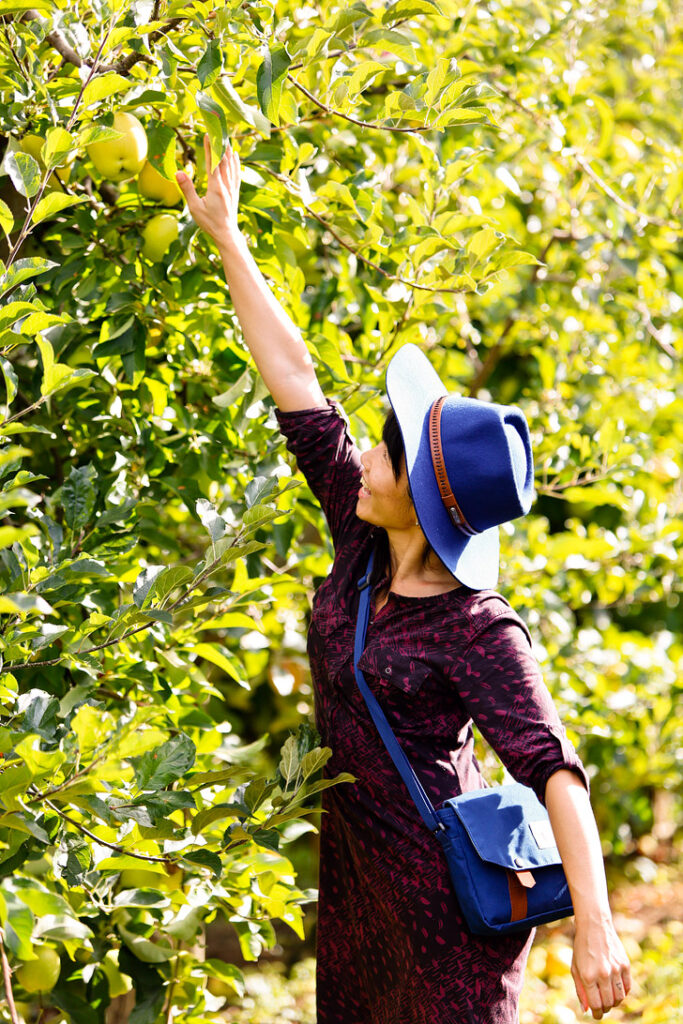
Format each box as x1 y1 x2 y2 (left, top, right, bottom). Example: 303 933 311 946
355 553 444 835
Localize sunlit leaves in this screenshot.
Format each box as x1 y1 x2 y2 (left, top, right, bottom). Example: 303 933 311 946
256 46 292 125
4 150 41 197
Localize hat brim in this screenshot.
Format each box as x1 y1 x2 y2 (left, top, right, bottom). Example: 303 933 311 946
386 344 500 590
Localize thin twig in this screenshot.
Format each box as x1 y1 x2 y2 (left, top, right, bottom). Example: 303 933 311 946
249 160 470 296
288 73 432 134
0 937 20 1024
43 797 170 863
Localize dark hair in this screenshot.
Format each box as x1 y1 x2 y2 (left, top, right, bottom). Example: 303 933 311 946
371 409 434 587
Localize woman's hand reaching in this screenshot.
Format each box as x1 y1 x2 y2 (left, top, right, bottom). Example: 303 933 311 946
176 134 241 251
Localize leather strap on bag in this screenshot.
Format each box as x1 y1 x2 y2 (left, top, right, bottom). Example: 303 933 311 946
428 396 478 536
506 869 536 923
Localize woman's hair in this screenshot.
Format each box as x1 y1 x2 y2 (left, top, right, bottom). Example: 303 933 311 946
371 409 434 587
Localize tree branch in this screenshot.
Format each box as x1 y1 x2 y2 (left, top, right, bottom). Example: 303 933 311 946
42 796 171 863
287 74 432 134
0 938 20 1024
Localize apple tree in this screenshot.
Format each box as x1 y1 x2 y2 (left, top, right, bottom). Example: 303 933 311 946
0 0 681 1022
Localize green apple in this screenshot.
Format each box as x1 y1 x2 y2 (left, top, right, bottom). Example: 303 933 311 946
87 111 148 182
137 160 183 206
15 946 61 993
142 213 179 261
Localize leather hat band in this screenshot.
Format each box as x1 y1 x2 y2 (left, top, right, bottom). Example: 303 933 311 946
428 397 479 536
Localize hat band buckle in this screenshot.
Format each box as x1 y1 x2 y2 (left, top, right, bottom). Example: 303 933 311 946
428 397 479 537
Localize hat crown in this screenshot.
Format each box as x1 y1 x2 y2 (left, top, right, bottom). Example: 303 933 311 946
435 396 534 534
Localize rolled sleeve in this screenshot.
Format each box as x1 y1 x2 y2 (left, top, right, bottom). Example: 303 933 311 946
275 401 364 550
455 607 589 804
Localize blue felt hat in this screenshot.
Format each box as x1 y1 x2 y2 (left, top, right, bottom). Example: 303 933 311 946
385 343 535 590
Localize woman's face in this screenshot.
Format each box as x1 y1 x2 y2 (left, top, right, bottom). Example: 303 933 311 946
356 442 416 531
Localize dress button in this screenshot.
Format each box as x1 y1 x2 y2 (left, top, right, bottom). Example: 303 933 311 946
384 667 392 676
514 856 524 867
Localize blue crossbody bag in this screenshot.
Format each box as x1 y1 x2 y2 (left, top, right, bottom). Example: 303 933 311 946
355 554 574 937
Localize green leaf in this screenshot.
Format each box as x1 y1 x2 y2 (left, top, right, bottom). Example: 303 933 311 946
0 257 58 296
201 959 245 997
245 475 277 508
196 90 229 158
34 914 96 940
299 747 331 782
346 60 387 96
113 888 171 909
146 123 177 181
80 72 133 109
0 355 18 404
117 919 175 963
129 733 196 791
210 80 271 135
5 150 41 197
382 0 443 22
196 498 226 541
54 836 91 887
212 367 252 409
152 565 194 603
32 193 86 225
0 198 13 236
193 642 246 684
133 564 165 608
61 463 97 533
256 46 291 125
197 39 224 88
42 127 75 170
37 335 96 397
4 899 34 960
179 848 223 878
278 734 300 785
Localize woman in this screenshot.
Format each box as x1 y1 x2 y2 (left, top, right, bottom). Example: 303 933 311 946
176 139 631 1024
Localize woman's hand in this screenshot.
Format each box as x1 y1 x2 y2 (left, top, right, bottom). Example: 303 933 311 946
571 914 632 1018
176 134 241 250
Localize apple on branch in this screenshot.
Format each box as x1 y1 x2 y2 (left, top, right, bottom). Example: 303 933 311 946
137 160 184 206
87 111 148 182
142 213 179 261
15 946 61 994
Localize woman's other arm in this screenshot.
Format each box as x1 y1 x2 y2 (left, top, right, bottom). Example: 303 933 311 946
545 770 632 1019
176 136 326 412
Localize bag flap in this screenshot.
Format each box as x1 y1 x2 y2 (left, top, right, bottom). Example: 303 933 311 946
443 783 563 871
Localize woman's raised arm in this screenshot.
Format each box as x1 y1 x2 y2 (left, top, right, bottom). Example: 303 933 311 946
176 136 327 412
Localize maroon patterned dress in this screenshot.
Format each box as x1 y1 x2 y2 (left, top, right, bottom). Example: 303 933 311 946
276 402 588 1024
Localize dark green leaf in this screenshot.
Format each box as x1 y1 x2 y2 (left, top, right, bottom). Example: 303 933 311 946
197 39 223 88
256 46 291 125
129 734 196 791
61 463 97 533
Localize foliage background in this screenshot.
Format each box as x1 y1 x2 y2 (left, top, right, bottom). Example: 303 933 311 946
0 0 681 1021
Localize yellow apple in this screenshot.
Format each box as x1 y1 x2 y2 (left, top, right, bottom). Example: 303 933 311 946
142 213 179 261
20 134 74 190
15 946 61 993
87 111 148 182
137 160 183 206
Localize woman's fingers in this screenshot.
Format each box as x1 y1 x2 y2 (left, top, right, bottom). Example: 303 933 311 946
175 170 202 216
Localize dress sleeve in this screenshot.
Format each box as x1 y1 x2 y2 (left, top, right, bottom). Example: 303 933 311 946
454 600 590 804
275 400 363 550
